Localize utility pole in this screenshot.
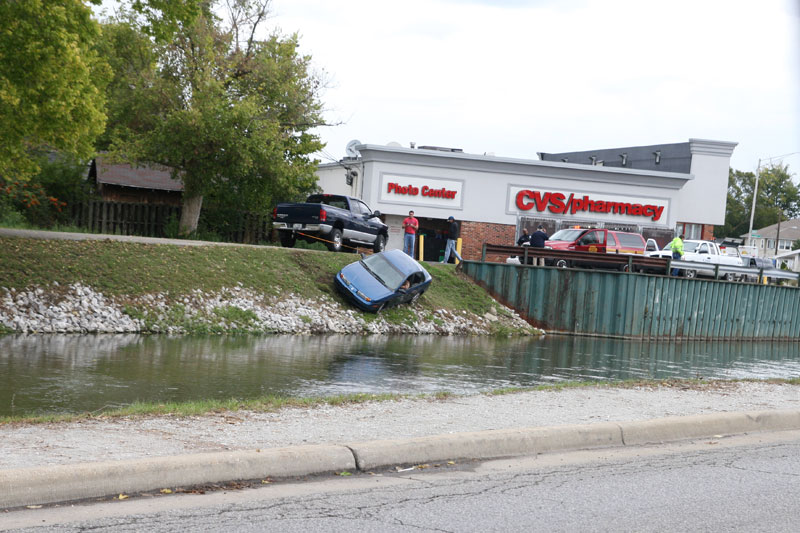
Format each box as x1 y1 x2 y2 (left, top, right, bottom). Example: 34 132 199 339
747 159 761 252
747 152 800 257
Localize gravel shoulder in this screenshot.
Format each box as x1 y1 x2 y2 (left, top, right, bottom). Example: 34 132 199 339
3 381 799 471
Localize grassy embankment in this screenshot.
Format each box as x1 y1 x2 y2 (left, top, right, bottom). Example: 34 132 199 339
0 236 528 335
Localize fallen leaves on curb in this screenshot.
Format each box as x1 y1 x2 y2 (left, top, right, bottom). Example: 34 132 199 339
336 471 352 476
116 494 129 500
160 489 173 494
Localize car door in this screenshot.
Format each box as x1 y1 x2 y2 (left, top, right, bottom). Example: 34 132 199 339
697 243 713 264
357 200 382 243
399 272 425 303
342 200 366 243
575 230 605 253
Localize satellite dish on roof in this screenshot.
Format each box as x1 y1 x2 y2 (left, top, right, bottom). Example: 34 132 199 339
345 139 362 158
387 141 402 148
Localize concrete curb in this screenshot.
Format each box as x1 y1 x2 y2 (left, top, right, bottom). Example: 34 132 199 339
2 409 799 509
347 421 623 471
0 445 355 510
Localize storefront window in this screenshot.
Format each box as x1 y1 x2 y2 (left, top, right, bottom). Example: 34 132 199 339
676 222 702 240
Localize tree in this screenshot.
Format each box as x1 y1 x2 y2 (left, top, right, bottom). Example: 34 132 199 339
0 0 110 180
716 163 799 239
104 0 324 235
0 0 198 183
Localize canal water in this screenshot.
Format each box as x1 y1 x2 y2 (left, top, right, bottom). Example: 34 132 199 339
2 334 800 417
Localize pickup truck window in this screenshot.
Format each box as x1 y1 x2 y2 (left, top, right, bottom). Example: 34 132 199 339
578 231 603 245
355 200 371 216
307 195 348 210
617 233 645 247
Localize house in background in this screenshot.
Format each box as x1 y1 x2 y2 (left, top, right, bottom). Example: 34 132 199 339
88 156 183 206
741 218 800 271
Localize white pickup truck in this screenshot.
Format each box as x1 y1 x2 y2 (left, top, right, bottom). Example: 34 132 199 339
647 240 745 279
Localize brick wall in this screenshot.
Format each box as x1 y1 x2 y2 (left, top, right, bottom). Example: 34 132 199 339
701 224 715 241
460 221 515 261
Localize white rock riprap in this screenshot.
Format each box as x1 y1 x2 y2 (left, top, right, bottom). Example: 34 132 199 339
0 283 541 336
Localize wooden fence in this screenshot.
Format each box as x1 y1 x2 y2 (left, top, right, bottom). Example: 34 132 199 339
69 200 271 244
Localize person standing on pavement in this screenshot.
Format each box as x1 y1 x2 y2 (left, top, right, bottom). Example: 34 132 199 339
669 233 685 276
529 224 548 266
442 216 463 264
402 210 419 257
530 225 548 248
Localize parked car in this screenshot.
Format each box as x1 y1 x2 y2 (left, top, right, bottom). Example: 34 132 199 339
544 228 647 270
334 249 432 312
273 194 388 253
742 257 780 284
647 239 744 280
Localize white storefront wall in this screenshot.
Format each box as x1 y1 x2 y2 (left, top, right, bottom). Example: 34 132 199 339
315 141 735 252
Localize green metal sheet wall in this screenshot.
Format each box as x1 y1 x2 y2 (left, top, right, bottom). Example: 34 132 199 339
462 262 800 340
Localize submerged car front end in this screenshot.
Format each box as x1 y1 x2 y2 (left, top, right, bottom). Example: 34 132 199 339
334 261 394 312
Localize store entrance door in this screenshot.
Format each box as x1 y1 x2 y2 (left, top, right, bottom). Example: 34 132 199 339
418 218 452 262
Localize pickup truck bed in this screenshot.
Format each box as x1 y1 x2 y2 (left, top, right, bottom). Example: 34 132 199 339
273 194 388 253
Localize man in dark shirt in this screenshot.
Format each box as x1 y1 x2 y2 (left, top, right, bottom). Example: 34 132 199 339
529 225 548 266
442 216 463 264
516 228 533 246
531 225 548 247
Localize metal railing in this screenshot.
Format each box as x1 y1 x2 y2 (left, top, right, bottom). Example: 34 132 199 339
481 243 800 284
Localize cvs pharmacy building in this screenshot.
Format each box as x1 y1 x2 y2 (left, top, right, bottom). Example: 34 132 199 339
316 139 736 261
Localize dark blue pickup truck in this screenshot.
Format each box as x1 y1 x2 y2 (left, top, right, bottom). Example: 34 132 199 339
272 194 388 252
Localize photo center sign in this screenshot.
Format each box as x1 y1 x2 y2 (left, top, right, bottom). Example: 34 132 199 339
380 174 463 208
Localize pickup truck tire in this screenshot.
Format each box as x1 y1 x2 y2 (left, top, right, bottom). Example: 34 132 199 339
279 232 296 248
683 269 697 279
555 259 570 269
327 228 343 252
373 234 386 253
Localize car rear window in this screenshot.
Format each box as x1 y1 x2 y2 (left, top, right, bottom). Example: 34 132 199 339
615 233 645 248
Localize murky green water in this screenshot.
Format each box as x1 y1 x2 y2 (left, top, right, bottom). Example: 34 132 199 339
2 334 800 416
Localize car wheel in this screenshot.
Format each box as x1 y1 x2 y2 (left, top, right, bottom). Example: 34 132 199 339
555 259 569 269
376 303 385 313
279 232 296 248
410 291 422 305
683 269 696 279
373 234 386 253
327 228 343 252
723 272 735 282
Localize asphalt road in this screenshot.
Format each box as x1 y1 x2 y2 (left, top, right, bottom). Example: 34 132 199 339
5 430 800 532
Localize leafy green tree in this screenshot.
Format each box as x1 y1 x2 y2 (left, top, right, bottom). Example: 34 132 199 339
104 0 324 235
716 163 799 239
0 0 110 180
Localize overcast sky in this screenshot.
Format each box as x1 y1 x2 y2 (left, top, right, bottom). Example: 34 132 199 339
268 0 800 174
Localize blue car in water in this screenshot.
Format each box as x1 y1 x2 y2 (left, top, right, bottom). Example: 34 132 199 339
335 249 432 312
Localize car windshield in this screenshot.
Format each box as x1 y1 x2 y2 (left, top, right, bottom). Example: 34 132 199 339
548 229 585 242
361 254 406 290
